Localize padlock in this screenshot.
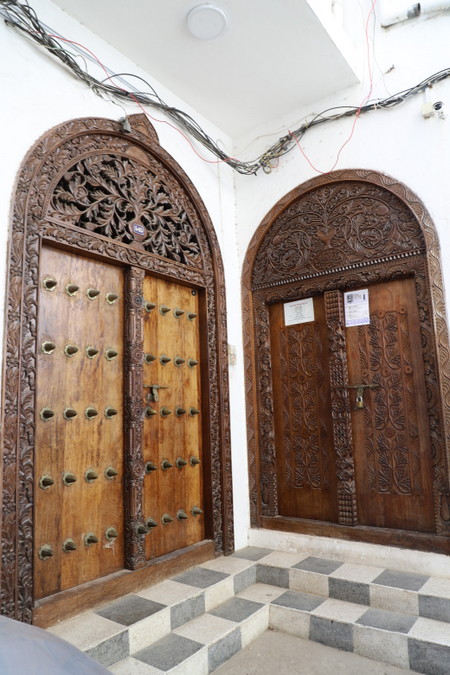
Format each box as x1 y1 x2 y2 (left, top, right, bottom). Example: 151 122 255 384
356 394 364 409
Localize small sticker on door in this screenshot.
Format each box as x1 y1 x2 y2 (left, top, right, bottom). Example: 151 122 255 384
344 289 370 327
284 297 314 326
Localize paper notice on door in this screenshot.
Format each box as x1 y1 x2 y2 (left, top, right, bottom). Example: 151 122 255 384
344 289 370 327
284 297 314 326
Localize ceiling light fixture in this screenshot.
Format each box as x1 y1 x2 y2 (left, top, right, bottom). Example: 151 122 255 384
186 4 228 40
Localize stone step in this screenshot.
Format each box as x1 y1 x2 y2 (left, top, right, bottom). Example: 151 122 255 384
108 582 450 674
47 550 259 669
241 582 450 675
111 594 268 674
255 549 450 623
47 546 450 674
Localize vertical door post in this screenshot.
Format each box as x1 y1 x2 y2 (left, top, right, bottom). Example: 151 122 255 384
324 290 358 525
124 267 146 568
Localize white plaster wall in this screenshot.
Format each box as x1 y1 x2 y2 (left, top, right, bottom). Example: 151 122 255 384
0 1 249 547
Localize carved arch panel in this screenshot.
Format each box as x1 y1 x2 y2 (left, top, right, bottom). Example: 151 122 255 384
1 114 233 622
243 170 450 551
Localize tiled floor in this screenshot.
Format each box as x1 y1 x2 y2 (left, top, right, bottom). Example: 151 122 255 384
47 545 450 674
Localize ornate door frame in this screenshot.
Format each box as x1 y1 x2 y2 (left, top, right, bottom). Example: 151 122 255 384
1 114 234 623
243 169 450 553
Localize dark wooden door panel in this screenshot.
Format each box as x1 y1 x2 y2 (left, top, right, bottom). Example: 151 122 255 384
346 278 435 531
142 276 204 559
270 297 338 522
35 247 124 600
270 277 434 533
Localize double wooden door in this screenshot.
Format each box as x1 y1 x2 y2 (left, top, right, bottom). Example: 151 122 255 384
34 246 204 601
270 277 435 532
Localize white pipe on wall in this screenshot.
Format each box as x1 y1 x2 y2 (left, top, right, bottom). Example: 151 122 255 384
381 0 450 27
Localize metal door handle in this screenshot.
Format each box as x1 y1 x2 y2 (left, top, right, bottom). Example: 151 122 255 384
332 383 379 409
144 384 170 402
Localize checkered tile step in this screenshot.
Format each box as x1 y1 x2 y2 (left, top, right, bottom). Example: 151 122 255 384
47 546 450 674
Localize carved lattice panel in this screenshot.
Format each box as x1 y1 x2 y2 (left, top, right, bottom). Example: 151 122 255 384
49 154 203 268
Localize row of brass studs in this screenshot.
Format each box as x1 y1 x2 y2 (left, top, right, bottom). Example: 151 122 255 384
39 527 119 559
144 302 197 321
145 457 200 473
42 278 119 304
145 406 199 418
40 407 118 421
39 467 119 489
41 342 119 360
134 507 204 536
143 354 199 367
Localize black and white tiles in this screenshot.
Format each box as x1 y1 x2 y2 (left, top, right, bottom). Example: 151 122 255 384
47 546 450 675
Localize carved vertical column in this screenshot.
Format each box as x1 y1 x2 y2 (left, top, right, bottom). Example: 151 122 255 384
324 290 358 525
124 266 146 569
254 296 278 517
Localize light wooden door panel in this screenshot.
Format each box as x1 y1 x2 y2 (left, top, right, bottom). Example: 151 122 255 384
270 277 435 533
35 246 124 600
35 247 205 602
142 275 204 559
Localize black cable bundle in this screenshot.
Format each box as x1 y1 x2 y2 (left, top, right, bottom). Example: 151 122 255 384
1 0 449 175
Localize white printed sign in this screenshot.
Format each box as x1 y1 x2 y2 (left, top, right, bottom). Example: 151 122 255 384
284 297 315 326
344 289 370 327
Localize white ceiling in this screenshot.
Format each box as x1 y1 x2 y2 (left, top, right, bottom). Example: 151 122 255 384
52 0 361 139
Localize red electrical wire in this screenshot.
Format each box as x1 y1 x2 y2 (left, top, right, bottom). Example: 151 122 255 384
49 33 233 168
49 0 377 175
291 0 378 175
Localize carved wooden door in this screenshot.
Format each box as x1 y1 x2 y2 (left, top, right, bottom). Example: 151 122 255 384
270 277 435 532
34 247 205 601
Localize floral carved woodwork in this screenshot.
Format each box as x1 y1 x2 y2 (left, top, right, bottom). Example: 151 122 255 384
50 155 202 267
252 182 425 289
280 324 329 490
359 310 422 496
1 114 233 622
124 267 147 569
324 290 357 525
243 170 450 545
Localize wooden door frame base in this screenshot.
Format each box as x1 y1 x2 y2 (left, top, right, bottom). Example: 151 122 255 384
261 517 450 556
33 540 215 628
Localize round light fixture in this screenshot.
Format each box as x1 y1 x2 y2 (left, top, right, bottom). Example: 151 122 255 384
186 4 227 40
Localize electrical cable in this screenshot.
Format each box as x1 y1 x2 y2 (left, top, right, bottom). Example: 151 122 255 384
1 0 450 176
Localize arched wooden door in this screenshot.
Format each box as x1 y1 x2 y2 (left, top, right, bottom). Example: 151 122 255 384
1 115 233 625
243 170 450 554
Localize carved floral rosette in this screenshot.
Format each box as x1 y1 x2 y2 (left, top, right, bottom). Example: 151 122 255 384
243 170 450 539
1 114 233 622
